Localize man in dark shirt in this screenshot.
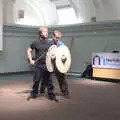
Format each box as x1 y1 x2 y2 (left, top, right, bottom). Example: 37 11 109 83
40 30 70 99
26 27 56 100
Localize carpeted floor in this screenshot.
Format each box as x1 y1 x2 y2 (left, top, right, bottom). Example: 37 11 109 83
0 74 120 120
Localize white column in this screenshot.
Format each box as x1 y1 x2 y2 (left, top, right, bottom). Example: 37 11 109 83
3 0 15 24
0 0 3 50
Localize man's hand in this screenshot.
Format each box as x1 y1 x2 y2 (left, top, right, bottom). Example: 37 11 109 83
30 60 35 65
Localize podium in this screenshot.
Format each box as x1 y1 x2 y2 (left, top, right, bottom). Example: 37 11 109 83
92 53 120 80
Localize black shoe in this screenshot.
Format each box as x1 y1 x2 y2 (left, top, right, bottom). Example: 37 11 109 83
30 92 38 98
27 93 38 101
48 94 59 102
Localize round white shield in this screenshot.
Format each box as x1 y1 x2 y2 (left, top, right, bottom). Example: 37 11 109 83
46 45 57 72
55 45 71 73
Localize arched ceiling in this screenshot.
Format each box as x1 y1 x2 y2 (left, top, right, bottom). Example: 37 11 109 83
2 0 120 25
50 0 71 9
51 0 120 22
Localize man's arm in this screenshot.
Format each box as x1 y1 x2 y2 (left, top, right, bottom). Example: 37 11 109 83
26 47 35 65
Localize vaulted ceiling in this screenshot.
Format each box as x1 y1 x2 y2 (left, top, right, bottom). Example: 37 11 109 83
50 0 71 9
2 0 120 25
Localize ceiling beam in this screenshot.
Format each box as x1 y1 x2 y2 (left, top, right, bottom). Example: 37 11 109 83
56 4 72 9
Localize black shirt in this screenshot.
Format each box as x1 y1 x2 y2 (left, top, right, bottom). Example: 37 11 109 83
30 38 51 64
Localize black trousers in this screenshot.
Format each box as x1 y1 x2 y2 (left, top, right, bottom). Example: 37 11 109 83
55 71 69 94
40 71 69 95
31 65 54 96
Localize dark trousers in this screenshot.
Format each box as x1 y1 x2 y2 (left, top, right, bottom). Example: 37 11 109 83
31 66 54 96
55 72 69 94
40 71 69 95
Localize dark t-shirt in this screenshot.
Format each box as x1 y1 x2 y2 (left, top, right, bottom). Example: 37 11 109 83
30 38 51 65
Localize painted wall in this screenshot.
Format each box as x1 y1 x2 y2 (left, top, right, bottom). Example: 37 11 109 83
0 21 120 74
0 25 38 73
